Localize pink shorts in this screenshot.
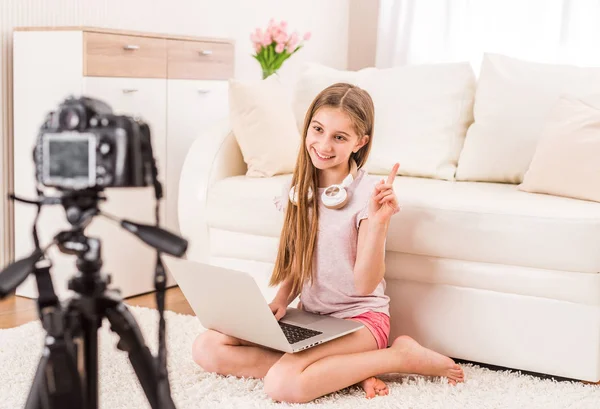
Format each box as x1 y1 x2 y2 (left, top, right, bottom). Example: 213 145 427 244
348 311 390 350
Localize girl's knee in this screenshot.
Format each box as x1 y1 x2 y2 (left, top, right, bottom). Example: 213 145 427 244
263 364 311 404
192 330 225 372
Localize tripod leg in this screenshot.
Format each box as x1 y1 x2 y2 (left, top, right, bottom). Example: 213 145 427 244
24 353 49 409
24 261 84 409
76 308 101 409
24 337 84 409
104 301 176 409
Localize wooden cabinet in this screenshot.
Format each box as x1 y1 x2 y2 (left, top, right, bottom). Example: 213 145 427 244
12 27 233 298
166 79 229 231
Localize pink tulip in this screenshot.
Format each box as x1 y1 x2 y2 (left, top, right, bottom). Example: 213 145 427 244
268 23 277 34
275 43 285 53
254 43 262 53
250 28 263 43
303 32 311 41
267 19 280 36
281 20 288 29
261 32 272 46
286 42 297 53
286 41 298 52
275 32 288 44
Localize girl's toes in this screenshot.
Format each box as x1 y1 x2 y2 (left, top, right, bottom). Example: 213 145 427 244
378 387 389 396
359 377 377 399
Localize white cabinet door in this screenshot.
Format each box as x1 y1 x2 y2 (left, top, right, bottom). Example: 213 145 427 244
83 77 168 187
166 79 229 233
12 31 84 299
81 77 175 296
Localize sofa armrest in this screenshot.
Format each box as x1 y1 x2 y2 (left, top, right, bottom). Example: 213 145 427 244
178 118 246 262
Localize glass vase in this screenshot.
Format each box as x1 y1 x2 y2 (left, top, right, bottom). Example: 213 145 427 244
262 67 277 79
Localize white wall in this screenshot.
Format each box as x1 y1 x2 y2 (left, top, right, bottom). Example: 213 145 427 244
0 0 350 268
348 0 380 70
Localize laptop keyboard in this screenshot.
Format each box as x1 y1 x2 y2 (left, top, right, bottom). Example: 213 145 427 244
279 322 323 344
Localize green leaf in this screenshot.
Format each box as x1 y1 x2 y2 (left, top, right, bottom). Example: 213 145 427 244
254 39 307 76
263 46 269 69
269 44 276 67
273 51 289 69
253 53 264 66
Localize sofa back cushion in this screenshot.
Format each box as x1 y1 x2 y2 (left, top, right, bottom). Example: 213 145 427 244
291 62 476 180
229 75 300 177
456 53 600 183
518 95 600 202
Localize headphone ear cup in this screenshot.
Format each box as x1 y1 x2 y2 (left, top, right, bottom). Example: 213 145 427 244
289 185 313 206
321 185 349 209
289 185 298 206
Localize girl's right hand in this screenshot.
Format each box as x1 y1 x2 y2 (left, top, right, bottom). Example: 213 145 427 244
269 301 287 321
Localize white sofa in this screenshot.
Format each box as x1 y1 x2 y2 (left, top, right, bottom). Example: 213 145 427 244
177 56 600 382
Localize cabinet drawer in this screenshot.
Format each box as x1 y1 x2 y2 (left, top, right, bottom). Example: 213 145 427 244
167 39 234 80
84 32 167 78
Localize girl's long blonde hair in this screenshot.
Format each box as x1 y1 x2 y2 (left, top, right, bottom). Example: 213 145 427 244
269 83 375 298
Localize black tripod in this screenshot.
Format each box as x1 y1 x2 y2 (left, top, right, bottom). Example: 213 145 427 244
0 189 188 409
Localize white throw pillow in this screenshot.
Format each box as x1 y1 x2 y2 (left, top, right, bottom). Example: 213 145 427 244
291 62 476 180
456 53 600 183
229 75 300 177
291 63 372 130
518 95 600 202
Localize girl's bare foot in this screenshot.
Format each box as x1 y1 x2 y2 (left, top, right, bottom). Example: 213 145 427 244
390 335 465 385
358 376 389 399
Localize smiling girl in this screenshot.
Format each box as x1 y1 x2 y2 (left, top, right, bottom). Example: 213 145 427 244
192 83 464 403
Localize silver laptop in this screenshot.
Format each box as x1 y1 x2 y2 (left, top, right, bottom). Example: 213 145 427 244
162 257 364 353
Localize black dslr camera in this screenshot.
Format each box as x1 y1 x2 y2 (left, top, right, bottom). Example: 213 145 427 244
0 95 184 408
34 96 157 190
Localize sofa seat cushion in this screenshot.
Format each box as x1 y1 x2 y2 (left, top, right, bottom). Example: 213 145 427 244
206 174 600 273
385 252 600 306
205 229 600 306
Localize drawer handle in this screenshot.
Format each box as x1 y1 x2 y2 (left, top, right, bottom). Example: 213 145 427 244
198 89 211 94
123 45 140 51
122 88 139 93
198 50 213 56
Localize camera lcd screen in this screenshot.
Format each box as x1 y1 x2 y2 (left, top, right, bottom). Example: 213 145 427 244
48 139 90 178
42 132 96 188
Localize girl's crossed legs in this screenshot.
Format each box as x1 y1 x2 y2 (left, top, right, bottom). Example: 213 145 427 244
192 326 464 404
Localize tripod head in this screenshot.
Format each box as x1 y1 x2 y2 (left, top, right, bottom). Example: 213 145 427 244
0 189 187 298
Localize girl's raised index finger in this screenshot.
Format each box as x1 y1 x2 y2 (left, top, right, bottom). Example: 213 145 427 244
387 163 400 184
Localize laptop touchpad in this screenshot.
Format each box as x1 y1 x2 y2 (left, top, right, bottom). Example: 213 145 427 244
283 309 323 325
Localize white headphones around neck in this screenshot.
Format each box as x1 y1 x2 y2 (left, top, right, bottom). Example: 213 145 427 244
289 159 358 210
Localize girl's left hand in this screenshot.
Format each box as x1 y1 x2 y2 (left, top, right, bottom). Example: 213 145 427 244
369 163 401 225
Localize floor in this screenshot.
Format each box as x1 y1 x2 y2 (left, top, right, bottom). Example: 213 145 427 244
0 286 193 329
2 285 598 386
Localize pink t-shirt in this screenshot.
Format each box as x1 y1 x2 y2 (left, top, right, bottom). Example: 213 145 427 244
274 169 390 319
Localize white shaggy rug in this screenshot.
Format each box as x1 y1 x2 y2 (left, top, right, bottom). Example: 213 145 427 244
1 306 598 409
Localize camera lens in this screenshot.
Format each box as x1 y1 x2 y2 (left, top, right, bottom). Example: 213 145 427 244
60 108 80 130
